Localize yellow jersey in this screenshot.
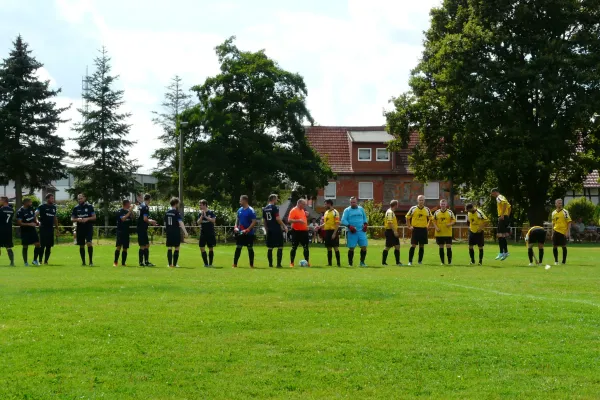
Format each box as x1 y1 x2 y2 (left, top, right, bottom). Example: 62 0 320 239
552 209 572 235
468 209 488 233
385 208 398 231
406 205 432 228
323 209 340 231
496 194 511 216
433 209 455 237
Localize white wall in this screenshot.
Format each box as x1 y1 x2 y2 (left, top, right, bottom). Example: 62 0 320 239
564 188 600 206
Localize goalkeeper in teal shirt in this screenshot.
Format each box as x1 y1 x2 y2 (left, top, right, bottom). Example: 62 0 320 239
341 197 369 267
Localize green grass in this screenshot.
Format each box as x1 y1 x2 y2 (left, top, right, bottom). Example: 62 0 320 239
1 241 599 399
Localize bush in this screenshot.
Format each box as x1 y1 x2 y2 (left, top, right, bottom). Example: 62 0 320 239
565 197 596 224
594 205 600 225
361 200 386 238
23 195 41 209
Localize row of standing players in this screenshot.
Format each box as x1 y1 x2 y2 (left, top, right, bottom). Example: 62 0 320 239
0 191 574 268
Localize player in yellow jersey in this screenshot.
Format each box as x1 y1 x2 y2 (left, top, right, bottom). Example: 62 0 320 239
491 188 512 260
432 199 456 265
551 199 572 265
525 226 547 266
321 199 341 267
406 195 432 266
382 200 402 266
466 203 488 265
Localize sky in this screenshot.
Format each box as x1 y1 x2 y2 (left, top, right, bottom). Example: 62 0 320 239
0 0 441 173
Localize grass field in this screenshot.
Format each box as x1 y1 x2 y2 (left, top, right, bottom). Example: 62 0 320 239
1 241 599 399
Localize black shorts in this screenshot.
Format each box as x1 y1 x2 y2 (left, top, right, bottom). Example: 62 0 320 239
137 228 149 246
324 229 340 248
0 229 13 248
292 230 309 247
497 216 511 234
199 233 217 248
266 230 284 248
469 231 485 247
236 234 254 247
166 230 181 247
528 229 546 244
385 229 400 247
76 225 93 245
21 229 39 246
40 229 55 247
411 227 428 245
116 231 130 249
436 236 453 246
553 232 567 247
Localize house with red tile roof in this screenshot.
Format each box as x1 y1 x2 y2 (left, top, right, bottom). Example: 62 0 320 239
305 126 466 218
565 170 600 205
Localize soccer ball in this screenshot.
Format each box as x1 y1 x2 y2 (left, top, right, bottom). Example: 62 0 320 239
299 260 309 267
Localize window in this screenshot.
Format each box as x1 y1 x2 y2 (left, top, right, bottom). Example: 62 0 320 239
424 182 439 199
324 182 336 199
359 182 373 200
358 148 372 161
376 148 390 161
144 183 157 191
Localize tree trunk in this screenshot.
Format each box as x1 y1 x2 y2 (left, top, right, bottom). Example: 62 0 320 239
448 179 455 210
103 189 109 236
527 186 549 226
15 177 22 210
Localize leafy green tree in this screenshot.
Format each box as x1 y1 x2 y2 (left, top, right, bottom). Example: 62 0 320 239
386 0 600 225
70 48 139 227
151 75 192 199
187 37 334 208
565 197 596 224
0 35 68 209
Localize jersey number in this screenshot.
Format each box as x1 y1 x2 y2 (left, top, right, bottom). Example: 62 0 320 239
168 217 173 226
6 215 10 223
266 213 272 221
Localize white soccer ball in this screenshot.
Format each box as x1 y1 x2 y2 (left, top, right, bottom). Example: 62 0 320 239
545 265 551 270
299 260 309 267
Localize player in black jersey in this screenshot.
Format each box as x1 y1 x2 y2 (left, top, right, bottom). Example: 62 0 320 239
197 199 217 267
36 194 59 264
137 194 158 267
165 197 188 268
0 196 15 266
71 194 97 266
114 199 134 267
16 198 42 266
263 194 288 268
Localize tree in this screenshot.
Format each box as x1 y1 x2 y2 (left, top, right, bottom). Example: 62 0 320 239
151 75 192 199
386 0 600 225
565 197 596 224
70 48 139 227
0 35 68 209
187 37 334 208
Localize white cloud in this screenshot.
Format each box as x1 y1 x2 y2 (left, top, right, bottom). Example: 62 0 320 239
49 0 441 170
35 67 57 88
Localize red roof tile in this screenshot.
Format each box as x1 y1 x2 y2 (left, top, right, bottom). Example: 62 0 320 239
306 126 420 174
306 126 359 173
584 170 599 188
